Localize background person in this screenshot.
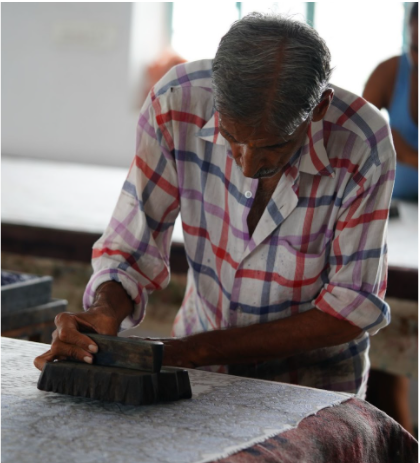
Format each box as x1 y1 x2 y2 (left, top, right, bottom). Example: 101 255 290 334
363 2 418 201
362 2 418 435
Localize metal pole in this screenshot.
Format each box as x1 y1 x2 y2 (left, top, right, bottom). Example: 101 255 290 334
402 2 412 50
236 2 242 19
167 2 174 45
306 2 315 28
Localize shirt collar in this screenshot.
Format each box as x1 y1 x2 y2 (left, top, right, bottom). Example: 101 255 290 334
197 113 334 177
197 111 226 145
299 119 335 177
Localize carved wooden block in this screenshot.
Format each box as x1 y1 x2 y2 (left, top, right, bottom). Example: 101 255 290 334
158 367 192 401
87 334 164 373
37 361 192 405
38 361 158 405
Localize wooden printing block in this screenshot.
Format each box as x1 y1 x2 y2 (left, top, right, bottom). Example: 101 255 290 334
37 361 192 405
87 334 164 373
158 367 192 401
37 361 159 405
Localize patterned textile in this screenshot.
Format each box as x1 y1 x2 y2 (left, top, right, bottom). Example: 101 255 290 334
83 59 395 395
217 398 418 463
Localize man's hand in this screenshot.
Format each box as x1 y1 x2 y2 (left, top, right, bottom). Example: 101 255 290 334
33 310 120 370
34 281 134 371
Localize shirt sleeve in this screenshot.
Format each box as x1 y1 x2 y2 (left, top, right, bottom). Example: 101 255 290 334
314 142 396 336
83 90 179 330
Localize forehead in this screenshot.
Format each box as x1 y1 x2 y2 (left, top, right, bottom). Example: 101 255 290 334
219 117 299 144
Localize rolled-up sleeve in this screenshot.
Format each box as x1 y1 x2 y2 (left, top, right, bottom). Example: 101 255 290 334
83 90 179 330
314 144 395 336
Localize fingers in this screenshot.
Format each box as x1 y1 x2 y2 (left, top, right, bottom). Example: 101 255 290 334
34 309 120 370
33 343 91 371
34 350 55 371
33 313 100 368
54 313 99 358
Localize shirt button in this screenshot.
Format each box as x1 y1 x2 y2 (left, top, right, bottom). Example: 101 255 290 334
245 191 252 198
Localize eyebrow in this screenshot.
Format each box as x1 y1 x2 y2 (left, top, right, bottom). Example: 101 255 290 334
265 141 290 148
219 125 290 148
218 125 237 141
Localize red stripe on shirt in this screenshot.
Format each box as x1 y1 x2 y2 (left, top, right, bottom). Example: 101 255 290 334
237 268 323 288
152 90 175 151
183 223 239 271
156 110 207 128
336 98 367 127
307 123 327 173
135 156 179 199
336 209 389 231
92 247 167 290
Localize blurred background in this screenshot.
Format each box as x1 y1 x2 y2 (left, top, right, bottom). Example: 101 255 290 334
1 2 410 167
1 1 418 435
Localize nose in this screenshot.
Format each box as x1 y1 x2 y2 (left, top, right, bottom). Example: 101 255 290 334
232 144 262 178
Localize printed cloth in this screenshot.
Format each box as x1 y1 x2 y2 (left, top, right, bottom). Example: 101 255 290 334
83 59 395 396
217 398 418 463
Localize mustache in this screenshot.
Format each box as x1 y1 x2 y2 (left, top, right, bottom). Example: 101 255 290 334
233 160 282 179
252 166 281 179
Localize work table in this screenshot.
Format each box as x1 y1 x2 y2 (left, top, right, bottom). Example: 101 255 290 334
2 337 417 463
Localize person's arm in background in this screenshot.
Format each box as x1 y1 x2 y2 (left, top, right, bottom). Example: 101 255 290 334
363 58 418 168
34 83 181 370
388 129 418 168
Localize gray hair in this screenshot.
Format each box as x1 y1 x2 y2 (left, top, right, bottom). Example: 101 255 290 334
212 13 332 136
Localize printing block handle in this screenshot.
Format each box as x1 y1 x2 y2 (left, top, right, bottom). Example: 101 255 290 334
87 333 164 373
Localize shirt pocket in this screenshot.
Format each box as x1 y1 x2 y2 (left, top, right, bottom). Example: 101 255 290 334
272 239 328 301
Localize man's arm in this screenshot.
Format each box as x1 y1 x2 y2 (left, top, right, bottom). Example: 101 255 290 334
35 75 180 370
158 309 362 368
362 57 396 111
35 280 361 370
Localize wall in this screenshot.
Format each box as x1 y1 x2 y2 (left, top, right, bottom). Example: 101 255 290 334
2 2 167 167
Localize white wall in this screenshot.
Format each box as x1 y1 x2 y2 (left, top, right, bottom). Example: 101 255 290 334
2 2 167 168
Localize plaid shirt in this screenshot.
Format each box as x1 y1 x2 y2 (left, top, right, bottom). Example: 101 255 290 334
84 59 395 396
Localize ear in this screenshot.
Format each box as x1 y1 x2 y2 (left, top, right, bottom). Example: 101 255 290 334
312 89 334 122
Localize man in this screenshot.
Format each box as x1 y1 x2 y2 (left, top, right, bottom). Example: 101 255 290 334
35 14 395 398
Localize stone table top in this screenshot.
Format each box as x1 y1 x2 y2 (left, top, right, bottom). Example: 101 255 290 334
2 337 350 463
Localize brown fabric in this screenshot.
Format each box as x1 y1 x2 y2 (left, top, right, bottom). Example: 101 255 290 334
216 398 418 463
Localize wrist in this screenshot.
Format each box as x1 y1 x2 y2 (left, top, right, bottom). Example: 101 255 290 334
91 280 134 325
179 332 224 367
161 336 205 368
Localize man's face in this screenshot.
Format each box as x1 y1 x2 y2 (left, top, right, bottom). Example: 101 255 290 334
219 116 310 179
